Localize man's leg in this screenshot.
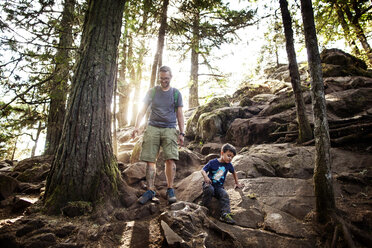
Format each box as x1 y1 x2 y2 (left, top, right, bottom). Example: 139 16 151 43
146 162 157 190
165 159 177 203
138 162 157 204
165 159 176 188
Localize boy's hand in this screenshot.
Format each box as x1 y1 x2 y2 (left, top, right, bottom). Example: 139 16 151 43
234 183 244 189
204 178 212 185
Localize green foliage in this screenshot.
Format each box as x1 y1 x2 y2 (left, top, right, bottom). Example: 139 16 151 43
313 0 372 65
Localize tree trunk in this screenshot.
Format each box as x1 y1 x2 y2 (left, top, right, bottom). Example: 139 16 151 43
300 0 335 223
31 121 43 157
117 32 129 128
44 0 126 214
44 0 75 155
279 0 313 143
189 10 200 108
150 0 169 88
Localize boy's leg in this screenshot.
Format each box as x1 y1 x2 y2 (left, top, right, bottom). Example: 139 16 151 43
215 187 235 224
215 187 231 215
201 183 214 208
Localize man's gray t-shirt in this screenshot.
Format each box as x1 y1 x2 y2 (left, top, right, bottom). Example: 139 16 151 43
144 86 183 128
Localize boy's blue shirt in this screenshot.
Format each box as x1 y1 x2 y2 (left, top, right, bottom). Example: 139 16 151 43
202 158 235 187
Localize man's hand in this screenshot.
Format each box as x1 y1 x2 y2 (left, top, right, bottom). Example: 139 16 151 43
178 134 184 146
131 128 139 139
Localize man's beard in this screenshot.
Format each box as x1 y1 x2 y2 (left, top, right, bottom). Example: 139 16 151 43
161 81 169 88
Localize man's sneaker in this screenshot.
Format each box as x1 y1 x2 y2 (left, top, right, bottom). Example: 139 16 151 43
166 188 177 204
220 213 236 224
138 190 155 205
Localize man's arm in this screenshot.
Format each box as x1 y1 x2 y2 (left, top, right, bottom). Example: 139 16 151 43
176 106 185 146
131 103 149 139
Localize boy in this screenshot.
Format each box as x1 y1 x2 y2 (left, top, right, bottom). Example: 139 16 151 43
201 143 243 224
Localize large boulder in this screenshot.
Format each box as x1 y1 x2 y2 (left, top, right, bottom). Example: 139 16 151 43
225 117 282 147
0 175 19 200
186 97 230 139
195 107 250 142
232 143 315 179
324 76 372 94
320 48 372 77
326 88 372 118
11 155 53 184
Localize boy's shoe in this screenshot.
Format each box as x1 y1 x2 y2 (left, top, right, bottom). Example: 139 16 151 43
220 213 236 225
166 188 177 204
138 190 156 205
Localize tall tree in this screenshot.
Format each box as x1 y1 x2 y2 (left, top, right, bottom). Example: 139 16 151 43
279 0 313 143
170 0 255 108
300 0 335 223
44 0 126 213
150 0 169 88
44 0 76 155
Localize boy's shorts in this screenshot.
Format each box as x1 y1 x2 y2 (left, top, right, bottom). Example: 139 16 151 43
140 125 179 163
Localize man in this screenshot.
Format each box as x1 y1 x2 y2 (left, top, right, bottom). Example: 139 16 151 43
132 66 185 204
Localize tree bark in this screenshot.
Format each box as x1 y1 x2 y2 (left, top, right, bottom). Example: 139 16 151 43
44 0 126 214
279 0 313 143
44 0 75 155
150 0 169 88
189 10 200 108
300 0 335 223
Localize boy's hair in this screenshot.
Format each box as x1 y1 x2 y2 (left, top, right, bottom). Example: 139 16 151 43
221 143 236 156
159 65 172 76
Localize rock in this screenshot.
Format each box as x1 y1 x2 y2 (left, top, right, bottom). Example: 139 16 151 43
18 182 43 194
226 117 280 147
12 196 33 213
320 48 367 70
117 150 131 164
55 224 77 238
0 234 20 248
16 219 46 237
186 97 230 139
160 201 241 247
123 162 147 185
175 171 203 203
13 157 51 183
326 88 372 118
24 233 57 248
130 138 142 164
0 174 19 200
201 143 222 155
160 220 185 246
251 93 276 104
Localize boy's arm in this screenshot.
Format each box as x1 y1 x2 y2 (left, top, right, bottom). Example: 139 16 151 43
201 169 212 184
232 171 244 189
